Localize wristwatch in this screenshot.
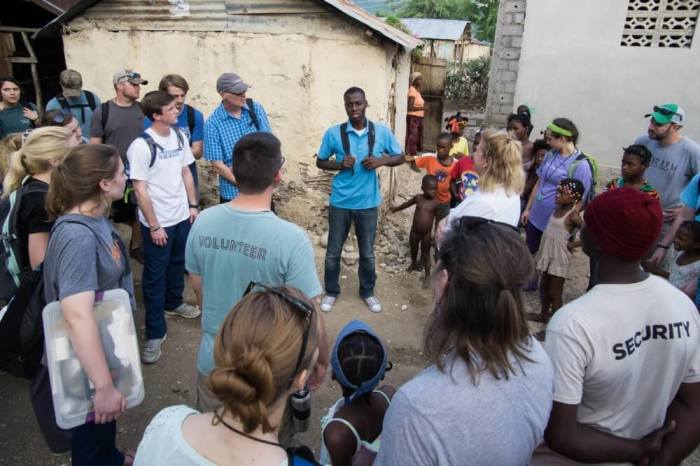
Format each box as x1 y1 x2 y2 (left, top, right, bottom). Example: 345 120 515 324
189 204 199 209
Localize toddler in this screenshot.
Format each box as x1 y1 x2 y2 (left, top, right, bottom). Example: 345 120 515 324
319 320 394 466
648 221 700 297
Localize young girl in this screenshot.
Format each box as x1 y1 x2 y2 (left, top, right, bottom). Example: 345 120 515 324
319 320 395 466
445 112 469 159
647 221 700 297
534 178 584 324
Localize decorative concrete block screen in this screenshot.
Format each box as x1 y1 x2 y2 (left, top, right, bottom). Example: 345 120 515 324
622 0 700 47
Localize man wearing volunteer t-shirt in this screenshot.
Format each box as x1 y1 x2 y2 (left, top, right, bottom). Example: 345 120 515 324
127 90 200 365
531 188 700 465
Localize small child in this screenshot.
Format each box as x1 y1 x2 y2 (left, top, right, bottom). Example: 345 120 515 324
319 320 395 466
391 175 440 285
605 144 659 199
534 178 584 324
647 221 700 297
404 132 454 224
445 112 469 159
521 139 549 214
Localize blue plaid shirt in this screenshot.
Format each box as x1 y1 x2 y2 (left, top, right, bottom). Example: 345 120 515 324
204 101 271 200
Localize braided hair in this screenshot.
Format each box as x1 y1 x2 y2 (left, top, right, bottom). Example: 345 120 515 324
337 332 385 401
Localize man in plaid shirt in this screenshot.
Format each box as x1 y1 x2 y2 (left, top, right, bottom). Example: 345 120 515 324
204 72 271 202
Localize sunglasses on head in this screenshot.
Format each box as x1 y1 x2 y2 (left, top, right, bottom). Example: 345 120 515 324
243 282 313 385
653 106 682 120
457 215 520 235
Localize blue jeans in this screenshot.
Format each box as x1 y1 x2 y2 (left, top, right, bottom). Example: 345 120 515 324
141 219 190 340
324 206 378 299
72 421 123 466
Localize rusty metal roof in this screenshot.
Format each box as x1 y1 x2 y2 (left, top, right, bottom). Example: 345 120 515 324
34 0 422 50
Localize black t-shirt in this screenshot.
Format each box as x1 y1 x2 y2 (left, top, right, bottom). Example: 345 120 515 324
17 177 51 268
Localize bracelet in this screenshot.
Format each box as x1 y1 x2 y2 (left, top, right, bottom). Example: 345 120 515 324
189 204 199 209
150 225 161 232
657 243 669 250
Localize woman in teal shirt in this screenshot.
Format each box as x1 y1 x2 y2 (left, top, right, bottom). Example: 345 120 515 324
0 77 38 137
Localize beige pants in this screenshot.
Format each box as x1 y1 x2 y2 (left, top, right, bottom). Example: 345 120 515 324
194 372 297 447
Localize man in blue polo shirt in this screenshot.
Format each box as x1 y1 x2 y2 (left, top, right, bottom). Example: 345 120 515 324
316 87 404 313
204 72 272 202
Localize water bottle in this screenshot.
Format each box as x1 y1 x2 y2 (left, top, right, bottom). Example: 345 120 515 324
290 387 311 432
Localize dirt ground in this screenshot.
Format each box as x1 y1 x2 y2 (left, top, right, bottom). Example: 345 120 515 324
2 164 700 465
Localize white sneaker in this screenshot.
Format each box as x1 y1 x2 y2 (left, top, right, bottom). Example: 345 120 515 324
364 296 382 313
320 296 336 313
142 334 167 364
165 303 201 319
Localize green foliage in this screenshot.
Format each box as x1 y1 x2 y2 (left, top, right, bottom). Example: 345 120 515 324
393 0 498 42
385 14 414 35
445 56 490 108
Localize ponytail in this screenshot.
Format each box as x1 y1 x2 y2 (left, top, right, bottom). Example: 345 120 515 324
2 126 72 198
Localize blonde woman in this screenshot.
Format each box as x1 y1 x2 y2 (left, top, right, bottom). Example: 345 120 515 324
0 132 22 192
438 129 525 240
2 126 77 271
135 285 320 466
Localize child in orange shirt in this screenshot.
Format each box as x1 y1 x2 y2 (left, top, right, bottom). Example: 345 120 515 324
404 132 455 226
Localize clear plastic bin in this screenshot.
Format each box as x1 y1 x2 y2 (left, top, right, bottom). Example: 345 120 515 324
43 289 144 429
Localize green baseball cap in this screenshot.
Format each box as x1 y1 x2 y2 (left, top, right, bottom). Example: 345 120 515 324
645 104 685 125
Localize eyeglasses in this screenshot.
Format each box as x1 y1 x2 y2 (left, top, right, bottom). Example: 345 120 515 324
243 282 313 385
457 215 520 235
653 105 682 120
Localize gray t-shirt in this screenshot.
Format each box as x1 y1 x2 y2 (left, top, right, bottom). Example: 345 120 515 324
375 339 554 466
635 135 700 209
44 214 134 308
90 100 144 162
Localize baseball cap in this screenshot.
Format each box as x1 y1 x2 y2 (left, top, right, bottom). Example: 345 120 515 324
59 69 82 98
113 69 148 86
331 320 388 404
216 72 250 94
645 103 685 125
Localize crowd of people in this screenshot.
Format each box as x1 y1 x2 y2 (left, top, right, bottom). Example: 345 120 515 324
1 65 700 466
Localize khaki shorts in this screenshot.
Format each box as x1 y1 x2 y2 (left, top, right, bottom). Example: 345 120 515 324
194 372 298 447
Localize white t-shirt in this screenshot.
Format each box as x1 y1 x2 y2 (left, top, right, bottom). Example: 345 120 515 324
127 128 194 228
134 405 289 466
531 275 700 466
445 185 521 230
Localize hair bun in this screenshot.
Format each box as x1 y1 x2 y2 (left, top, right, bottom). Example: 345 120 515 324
208 349 274 406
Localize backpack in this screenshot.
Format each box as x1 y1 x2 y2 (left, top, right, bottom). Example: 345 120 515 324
185 104 195 137
339 121 376 160
123 129 186 205
0 179 49 304
246 98 259 131
56 91 97 124
100 100 146 135
287 446 321 466
567 152 599 205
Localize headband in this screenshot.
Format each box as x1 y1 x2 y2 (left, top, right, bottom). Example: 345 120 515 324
547 122 573 138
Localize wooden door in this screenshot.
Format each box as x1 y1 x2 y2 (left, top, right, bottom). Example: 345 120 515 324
411 56 447 152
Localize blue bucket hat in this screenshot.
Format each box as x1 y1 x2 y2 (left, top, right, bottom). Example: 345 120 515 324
331 320 388 404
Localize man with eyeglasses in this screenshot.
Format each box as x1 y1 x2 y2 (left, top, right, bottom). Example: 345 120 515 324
204 72 271 203
186 132 328 444
637 104 700 270
90 68 148 262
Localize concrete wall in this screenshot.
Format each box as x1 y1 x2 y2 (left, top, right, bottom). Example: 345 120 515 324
462 42 491 61
514 0 700 167
63 25 410 203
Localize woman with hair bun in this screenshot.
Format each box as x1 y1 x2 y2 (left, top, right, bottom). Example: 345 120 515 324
376 216 554 466
135 285 320 466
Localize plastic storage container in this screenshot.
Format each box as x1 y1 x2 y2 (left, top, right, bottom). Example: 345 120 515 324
43 289 144 429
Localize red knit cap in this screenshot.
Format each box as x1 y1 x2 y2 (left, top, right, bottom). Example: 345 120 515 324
584 188 662 261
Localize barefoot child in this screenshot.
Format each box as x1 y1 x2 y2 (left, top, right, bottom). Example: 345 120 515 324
319 320 395 466
647 221 700 298
404 132 454 225
534 178 584 323
605 144 659 199
390 175 440 285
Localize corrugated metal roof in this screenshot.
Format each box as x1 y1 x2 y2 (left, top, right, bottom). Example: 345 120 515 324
34 0 422 50
400 17 469 41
